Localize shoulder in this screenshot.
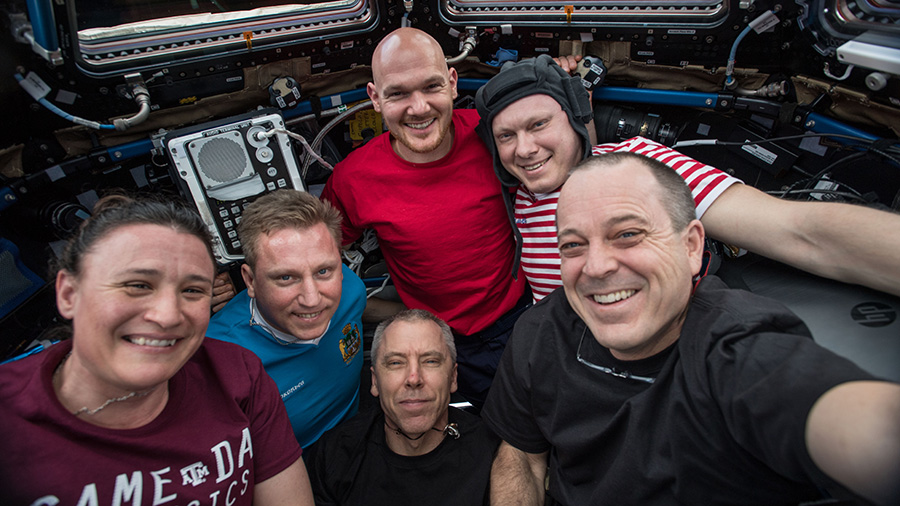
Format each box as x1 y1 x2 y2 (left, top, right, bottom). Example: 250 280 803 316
333 133 390 175
209 290 250 324
333 265 366 324
340 265 367 301
591 136 653 156
185 339 268 391
308 407 380 463
455 108 481 125
685 276 812 343
517 289 578 334
0 339 70 406
504 289 580 363
193 337 264 369
452 109 488 146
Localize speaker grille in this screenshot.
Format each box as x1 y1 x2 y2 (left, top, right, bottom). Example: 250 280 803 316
196 135 250 184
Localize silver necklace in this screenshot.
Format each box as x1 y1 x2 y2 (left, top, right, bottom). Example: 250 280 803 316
54 352 154 416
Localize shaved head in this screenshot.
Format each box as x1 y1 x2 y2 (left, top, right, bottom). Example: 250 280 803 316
371 28 448 85
367 28 458 163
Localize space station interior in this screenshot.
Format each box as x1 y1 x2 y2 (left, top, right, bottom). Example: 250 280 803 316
0 0 898 379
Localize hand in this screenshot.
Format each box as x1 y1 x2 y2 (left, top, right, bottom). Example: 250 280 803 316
553 54 583 75
211 271 236 313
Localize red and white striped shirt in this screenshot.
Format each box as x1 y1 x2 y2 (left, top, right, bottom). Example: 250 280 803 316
516 136 741 301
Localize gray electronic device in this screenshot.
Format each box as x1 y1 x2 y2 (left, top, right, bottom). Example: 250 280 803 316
164 109 305 265
576 56 607 91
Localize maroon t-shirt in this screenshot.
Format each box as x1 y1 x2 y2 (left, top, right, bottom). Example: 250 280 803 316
0 338 301 505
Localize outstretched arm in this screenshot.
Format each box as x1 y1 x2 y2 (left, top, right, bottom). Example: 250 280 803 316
806 381 900 505
491 441 548 506
253 456 316 506
701 183 900 297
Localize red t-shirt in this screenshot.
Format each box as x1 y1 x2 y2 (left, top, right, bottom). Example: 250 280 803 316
322 109 526 335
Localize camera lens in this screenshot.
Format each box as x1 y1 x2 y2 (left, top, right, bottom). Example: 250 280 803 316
593 105 681 146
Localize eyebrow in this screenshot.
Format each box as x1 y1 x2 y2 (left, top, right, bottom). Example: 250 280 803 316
123 268 213 285
381 75 444 96
557 213 647 238
380 350 445 361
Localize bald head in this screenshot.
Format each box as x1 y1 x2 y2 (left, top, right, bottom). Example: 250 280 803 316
371 28 448 85
367 28 459 163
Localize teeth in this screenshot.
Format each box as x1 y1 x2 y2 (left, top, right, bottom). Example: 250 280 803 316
593 290 636 304
406 119 434 130
295 312 321 319
521 160 546 171
128 337 177 347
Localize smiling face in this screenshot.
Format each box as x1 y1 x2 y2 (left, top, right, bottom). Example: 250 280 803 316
55 224 215 394
557 159 704 361
368 28 459 164
242 222 343 340
371 319 458 452
491 94 584 194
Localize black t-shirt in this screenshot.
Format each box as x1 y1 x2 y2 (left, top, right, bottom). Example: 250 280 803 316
306 405 499 506
482 277 875 506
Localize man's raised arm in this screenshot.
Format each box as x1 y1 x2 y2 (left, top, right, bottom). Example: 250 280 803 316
491 441 549 506
700 183 900 297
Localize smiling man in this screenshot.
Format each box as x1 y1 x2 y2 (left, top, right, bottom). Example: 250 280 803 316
306 309 499 506
476 54 900 302
207 189 365 449
321 27 530 410
483 153 900 506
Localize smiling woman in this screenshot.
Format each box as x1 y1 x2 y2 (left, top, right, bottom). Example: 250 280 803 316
0 195 314 506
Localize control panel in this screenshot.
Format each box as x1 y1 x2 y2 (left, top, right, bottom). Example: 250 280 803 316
164 109 305 264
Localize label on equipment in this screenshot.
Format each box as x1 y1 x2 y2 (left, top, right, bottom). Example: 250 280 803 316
21 72 51 100
741 141 777 165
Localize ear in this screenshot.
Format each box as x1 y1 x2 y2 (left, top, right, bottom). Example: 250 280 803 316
241 263 256 299
684 219 706 277
366 82 382 113
449 363 458 394
370 365 380 398
448 67 459 100
55 270 78 320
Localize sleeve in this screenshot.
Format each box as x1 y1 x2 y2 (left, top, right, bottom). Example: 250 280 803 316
707 330 874 487
321 167 364 246
481 319 552 454
241 348 304 483
592 136 742 218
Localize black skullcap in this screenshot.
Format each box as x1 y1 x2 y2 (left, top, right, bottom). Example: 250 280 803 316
475 54 594 187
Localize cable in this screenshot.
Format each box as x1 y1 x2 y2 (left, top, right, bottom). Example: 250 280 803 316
673 132 894 150
823 62 855 81
808 150 868 183
15 71 153 131
366 273 392 299
768 188 869 204
342 248 365 275
302 100 374 178
15 73 116 130
254 126 335 172
724 10 779 89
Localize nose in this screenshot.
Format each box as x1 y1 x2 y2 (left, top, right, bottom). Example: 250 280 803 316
515 132 539 160
295 280 322 308
405 363 423 388
145 290 186 328
406 91 429 116
583 242 619 279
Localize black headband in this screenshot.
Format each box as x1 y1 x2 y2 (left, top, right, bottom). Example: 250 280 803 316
475 55 594 187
